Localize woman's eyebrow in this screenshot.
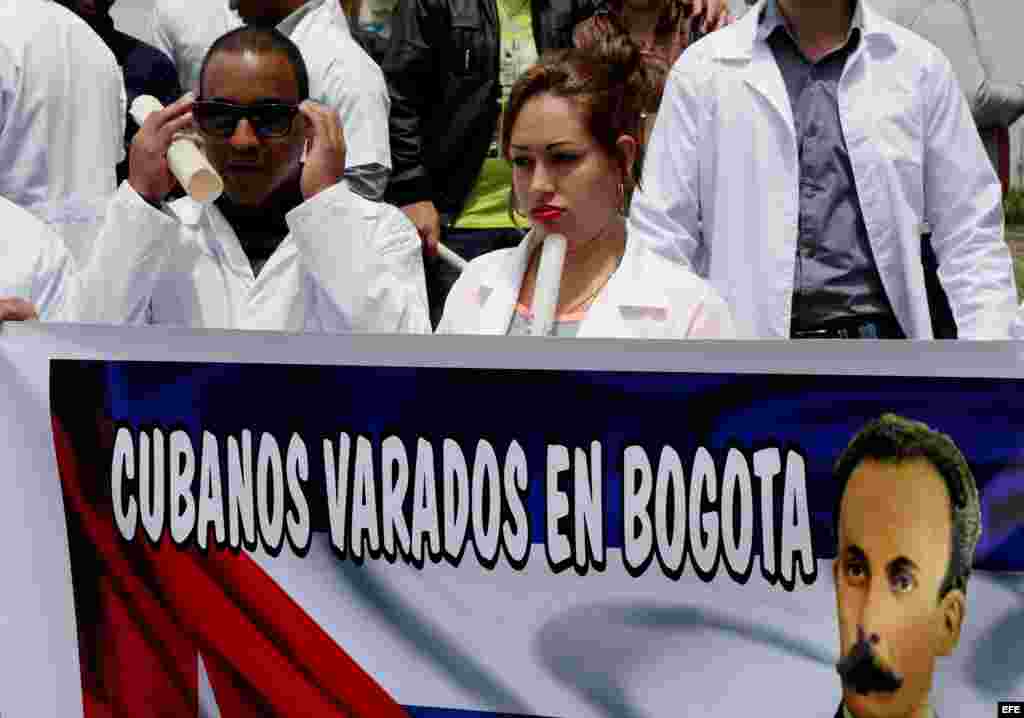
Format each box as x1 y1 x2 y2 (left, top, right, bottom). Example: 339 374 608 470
510 140 578 150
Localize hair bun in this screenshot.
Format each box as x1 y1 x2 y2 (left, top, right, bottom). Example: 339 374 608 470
589 33 662 115
594 33 643 79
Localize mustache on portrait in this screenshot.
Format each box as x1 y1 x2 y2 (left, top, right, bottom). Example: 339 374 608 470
836 626 904 695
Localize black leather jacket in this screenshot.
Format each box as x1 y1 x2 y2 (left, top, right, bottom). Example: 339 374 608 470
381 0 599 223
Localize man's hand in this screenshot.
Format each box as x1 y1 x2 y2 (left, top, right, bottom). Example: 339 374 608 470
128 92 196 204
299 100 347 201
402 201 441 256
0 298 39 322
689 0 733 33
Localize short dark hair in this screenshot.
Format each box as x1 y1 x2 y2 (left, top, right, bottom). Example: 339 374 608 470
833 413 982 599
198 26 310 101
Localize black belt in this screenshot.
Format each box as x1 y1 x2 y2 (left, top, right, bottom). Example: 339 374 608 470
791 315 906 339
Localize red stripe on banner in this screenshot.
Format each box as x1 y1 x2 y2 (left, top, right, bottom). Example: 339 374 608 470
53 418 199 716
81 693 115 718
52 418 408 718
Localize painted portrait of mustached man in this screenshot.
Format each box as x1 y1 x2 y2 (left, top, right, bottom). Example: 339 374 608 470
832 414 982 718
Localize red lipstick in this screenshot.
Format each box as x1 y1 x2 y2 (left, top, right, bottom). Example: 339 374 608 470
530 205 565 223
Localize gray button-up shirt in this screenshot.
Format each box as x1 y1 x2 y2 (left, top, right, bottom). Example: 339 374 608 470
759 0 897 332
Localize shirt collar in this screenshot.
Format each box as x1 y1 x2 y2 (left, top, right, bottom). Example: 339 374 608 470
757 0 863 44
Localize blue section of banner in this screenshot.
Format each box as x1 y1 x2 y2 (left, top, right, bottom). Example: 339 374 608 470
96 361 1024 571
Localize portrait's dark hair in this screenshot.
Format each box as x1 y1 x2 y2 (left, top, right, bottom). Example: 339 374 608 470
199 26 310 101
833 414 982 599
501 35 660 196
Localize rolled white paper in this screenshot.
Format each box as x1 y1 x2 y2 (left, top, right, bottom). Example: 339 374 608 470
437 242 468 272
531 233 568 337
129 95 224 204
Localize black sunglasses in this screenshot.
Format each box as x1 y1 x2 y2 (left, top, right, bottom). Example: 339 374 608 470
193 100 300 139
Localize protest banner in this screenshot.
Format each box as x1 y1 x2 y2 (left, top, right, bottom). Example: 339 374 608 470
2 323 1023 717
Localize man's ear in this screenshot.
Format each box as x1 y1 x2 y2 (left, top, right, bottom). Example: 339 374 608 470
936 589 965 656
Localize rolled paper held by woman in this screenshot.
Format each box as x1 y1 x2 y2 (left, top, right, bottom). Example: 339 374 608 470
129 95 224 204
531 233 568 337
437 242 468 272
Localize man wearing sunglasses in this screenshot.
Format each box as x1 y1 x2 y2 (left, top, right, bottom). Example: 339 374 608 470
72 26 429 334
151 0 390 201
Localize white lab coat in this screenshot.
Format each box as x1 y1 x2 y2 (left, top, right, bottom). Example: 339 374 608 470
0 0 126 268
150 0 391 198
1012 304 1024 340
437 230 736 338
0 195 74 321
71 181 430 333
628 0 1018 339
150 0 236 92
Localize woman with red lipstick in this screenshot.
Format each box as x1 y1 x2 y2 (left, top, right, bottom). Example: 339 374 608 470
436 37 735 338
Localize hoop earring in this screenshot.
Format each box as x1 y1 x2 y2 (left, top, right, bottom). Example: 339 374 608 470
507 187 525 227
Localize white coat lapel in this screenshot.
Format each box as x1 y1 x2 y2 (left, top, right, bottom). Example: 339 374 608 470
712 3 795 140
578 244 670 339
741 42 795 141
832 13 920 339
473 231 539 335
200 202 258 281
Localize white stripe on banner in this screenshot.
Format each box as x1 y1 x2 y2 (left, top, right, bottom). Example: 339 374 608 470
198 651 223 718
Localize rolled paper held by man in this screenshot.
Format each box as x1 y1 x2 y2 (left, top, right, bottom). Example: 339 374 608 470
129 95 224 204
531 233 568 337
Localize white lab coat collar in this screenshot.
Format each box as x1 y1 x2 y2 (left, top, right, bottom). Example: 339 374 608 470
471 230 670 336
166 196 294 281
167 195 204 227
470 230 536 334
205 203 259 278
710 0 896 136
168 196 246 273
713 0 895 62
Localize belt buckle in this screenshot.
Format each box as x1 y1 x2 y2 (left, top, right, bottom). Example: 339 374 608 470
858 322 880 339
